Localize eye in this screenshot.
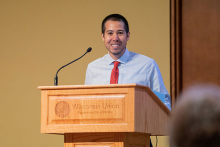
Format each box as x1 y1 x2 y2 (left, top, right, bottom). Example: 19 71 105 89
107 32 113 35
118 31 124 35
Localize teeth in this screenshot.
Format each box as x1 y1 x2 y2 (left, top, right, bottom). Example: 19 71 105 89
112 45 119 46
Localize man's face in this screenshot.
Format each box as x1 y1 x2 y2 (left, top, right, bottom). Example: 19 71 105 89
102 20 130 60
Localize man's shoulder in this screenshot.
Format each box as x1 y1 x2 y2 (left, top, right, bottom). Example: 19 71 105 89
87 54 107 67
128 51 154 64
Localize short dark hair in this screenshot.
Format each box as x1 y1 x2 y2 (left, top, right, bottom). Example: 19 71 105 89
101 14 129 34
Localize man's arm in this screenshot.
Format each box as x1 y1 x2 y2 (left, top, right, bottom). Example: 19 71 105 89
149 60 171 110
85 65 92 85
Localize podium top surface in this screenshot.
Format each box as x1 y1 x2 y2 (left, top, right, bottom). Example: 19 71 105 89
38 83 149 90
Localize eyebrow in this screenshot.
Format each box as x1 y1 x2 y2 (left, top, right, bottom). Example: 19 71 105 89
106 30 125 32
106 30 113 32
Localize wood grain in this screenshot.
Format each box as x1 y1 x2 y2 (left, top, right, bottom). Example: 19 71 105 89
171 0 220 104
39 84 170 135
64 133 150 147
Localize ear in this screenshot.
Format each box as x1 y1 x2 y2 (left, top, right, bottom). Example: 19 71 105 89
126 32 130 41
101 33 105 41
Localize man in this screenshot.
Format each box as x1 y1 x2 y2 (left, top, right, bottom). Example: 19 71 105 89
85 14 171 110
170 85 220 147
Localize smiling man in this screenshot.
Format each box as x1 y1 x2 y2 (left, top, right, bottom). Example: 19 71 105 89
85 14 171 110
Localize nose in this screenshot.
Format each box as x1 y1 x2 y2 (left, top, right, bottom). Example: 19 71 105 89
112 33 119 41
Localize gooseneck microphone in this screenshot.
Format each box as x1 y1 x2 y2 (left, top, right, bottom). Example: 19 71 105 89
54 47 92 86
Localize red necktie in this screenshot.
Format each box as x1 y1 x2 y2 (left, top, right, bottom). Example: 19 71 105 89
110 61 120 84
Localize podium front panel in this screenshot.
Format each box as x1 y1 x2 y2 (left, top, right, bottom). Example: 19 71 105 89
41 86 135 133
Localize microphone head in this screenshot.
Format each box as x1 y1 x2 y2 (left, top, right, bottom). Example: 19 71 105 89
87 47 92 52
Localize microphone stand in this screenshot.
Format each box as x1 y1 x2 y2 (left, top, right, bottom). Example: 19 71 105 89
54 47 92 86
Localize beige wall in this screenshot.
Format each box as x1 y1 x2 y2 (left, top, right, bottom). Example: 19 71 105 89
0 0 170 146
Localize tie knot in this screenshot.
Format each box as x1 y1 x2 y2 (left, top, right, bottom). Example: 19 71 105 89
114 61 120 67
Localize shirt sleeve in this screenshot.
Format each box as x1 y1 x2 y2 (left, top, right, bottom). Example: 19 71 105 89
85 64 92 85
150 60 171 110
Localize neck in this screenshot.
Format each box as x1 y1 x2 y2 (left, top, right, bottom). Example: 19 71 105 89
110 48 126 60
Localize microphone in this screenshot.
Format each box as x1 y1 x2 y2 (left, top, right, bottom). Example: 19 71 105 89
54 47 92 86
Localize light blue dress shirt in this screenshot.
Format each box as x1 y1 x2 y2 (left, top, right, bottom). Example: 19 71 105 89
85 49 171 110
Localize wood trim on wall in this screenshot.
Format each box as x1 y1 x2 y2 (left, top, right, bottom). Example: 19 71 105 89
170 0 182 108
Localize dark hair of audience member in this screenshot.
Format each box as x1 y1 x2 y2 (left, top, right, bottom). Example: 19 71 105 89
170 85 220 147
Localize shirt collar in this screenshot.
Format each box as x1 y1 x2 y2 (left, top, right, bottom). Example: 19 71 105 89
106 48 129 65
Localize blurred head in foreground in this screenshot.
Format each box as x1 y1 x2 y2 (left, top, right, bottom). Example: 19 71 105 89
170 85 220 147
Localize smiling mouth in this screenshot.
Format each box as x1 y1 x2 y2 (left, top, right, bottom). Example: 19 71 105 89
112 44 120 47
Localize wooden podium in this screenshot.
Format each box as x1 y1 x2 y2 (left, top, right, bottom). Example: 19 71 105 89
38 84 170 147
